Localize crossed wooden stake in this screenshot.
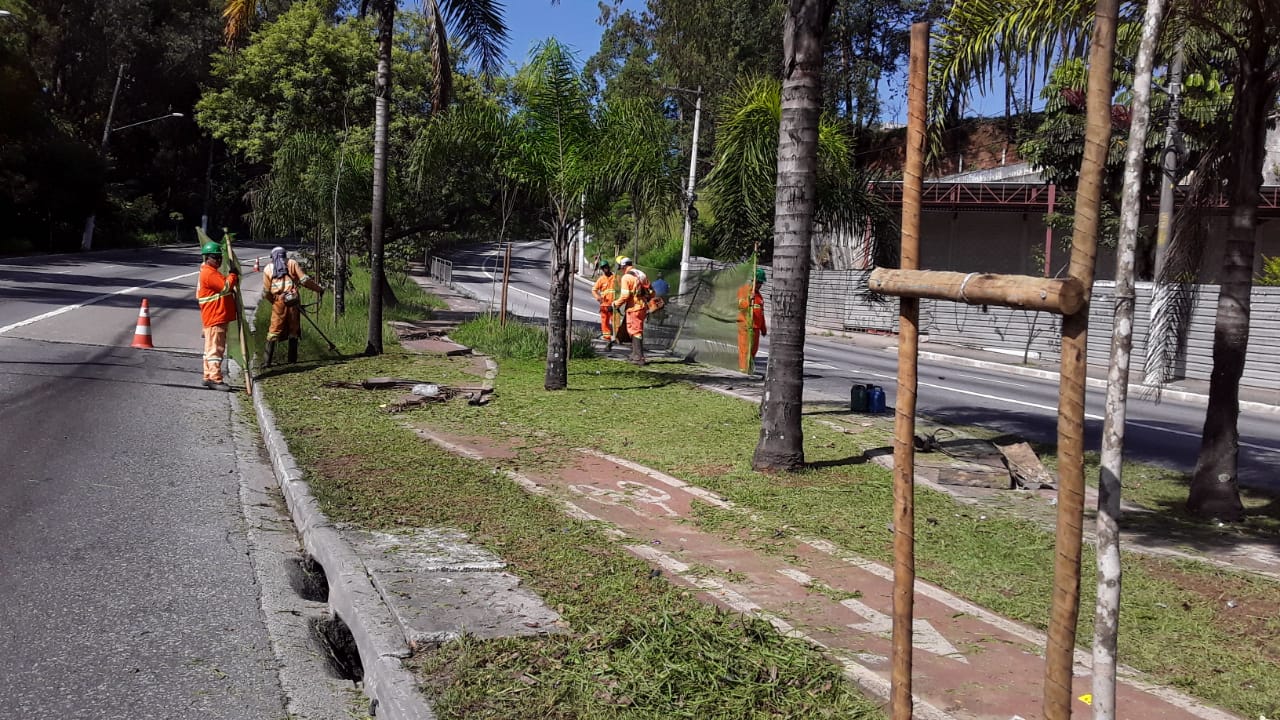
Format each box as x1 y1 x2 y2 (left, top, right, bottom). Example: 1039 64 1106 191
874 19 1112 720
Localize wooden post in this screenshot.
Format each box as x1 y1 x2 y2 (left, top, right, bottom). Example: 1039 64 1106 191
891 20 928 720
868 269 1085 315
1046 0 1118 717
500 243 512 326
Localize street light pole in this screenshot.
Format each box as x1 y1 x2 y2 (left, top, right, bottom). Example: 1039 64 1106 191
678 86 703 295
81 63 126 252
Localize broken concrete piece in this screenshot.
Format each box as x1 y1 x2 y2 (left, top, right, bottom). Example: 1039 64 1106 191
995 441 1057 490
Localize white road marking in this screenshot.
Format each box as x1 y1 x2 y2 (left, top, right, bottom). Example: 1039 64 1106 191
840 597 968 663
860 370 1280 454
950 371 1029 388
0 269 199 335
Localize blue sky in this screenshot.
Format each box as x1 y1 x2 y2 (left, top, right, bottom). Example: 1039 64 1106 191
504 0 642 68
499 1 1026 124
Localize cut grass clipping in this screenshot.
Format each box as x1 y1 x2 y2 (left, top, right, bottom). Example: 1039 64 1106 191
264 351 879 719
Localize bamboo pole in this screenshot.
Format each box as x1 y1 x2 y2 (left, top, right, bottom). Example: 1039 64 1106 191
1046 0 1118 717
890 21 928 720
868 269 1085 315
500 243 512 326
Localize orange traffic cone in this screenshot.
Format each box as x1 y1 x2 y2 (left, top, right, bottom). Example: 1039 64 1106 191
253 257 260 273
130 299 155 349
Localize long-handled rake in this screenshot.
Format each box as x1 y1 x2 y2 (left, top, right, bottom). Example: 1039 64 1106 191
299 298 339 353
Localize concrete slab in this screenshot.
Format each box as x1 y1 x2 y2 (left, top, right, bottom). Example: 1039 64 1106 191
344 527 565 651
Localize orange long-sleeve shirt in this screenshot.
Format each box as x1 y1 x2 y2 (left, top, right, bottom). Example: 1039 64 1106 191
592 273 616 306
197 263 238 328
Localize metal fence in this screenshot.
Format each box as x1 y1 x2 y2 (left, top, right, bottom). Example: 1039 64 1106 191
427 255 453 287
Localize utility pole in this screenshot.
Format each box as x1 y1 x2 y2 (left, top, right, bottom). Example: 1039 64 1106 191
678 86 703 295
81 63 126 252
1146 42 1185 385
201 139 215 233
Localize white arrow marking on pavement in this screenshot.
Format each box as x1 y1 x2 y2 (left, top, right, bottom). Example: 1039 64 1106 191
840 597 968 663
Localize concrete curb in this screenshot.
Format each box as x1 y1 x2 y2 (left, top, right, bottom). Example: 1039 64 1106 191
911 348 1280 415
252 386 436 720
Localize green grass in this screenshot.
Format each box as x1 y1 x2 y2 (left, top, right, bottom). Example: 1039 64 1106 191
394 354 1280 719
262 350 881 719
450 315 596 360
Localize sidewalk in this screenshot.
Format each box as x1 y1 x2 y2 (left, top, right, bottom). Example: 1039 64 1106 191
401 273 1263 719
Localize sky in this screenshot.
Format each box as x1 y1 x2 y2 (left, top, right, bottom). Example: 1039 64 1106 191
499 0 1029 125
504 0 643 69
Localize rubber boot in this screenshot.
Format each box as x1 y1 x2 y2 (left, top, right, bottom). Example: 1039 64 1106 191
630 337 646 366
288 338 299 364
263 341 276 368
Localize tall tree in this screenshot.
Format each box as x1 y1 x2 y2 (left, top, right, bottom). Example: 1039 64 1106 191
1184 1 1280 520
356 0 507 356
752 0 837 471
504 39 676 389
1094 0 1166 715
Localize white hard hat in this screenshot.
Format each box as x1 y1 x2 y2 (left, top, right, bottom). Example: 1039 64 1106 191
616 255 633 267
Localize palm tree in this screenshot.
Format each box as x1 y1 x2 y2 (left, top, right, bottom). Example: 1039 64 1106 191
1184 3 1280 521
359 0 507 356
507 40 675 389
703 77 883 260
751 0 838 471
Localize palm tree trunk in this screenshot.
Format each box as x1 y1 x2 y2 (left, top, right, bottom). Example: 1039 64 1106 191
1093 1 1164 716
1189 20 1276 521
752 0 835 471
365 0 393 356
545 219 572 390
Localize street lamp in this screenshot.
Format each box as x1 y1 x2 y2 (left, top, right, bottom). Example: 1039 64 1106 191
80 62 185 251
112 112 184 133
665 85 703 295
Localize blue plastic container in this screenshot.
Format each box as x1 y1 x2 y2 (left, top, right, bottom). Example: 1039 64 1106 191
867 385 887 414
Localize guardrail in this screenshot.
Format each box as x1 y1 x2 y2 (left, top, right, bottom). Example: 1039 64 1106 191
427 255 453 286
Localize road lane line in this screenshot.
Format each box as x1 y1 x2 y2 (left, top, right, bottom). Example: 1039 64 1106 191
859 369 1280 454
0 270 198 335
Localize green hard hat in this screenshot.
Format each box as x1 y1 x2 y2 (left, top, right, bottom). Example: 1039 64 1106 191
200 240 222 256
598 260 611 269
755 267 767 283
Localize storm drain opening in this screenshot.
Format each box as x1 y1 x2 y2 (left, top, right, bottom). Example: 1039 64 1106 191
310 613 364 683
287 555 330 603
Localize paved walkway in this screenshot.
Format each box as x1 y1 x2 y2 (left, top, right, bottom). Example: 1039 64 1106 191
412 428 1238 720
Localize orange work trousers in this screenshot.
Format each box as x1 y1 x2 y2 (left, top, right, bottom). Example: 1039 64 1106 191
203 323 229 382
625 307 647 338
737 325 759 373
599 304 613 339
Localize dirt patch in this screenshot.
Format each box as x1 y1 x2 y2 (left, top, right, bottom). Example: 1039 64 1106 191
314 453 367 477
1154 560 1280 663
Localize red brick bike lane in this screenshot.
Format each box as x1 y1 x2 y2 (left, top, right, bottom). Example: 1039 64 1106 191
414 428 1239 720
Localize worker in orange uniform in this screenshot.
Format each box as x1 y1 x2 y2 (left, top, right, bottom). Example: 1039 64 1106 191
591 260 617 348
262 246 325 367
611 256 649 365
737 266 767 374
196 238 239 391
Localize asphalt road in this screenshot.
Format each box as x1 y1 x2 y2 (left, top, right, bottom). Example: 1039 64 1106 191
0 246 289 719
444 241 1280 491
